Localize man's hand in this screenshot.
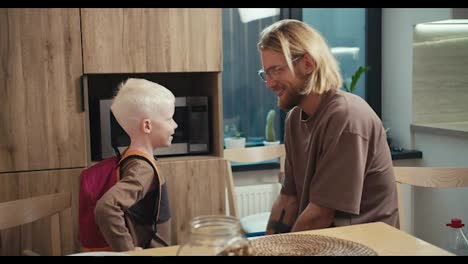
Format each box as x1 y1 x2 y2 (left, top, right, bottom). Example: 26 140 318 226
291 202 335 232
267 209 292 234
266 193 298 235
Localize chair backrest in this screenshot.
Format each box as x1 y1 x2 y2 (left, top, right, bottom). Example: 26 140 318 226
0 192 72 256
223 144 286 218
393 167 468 231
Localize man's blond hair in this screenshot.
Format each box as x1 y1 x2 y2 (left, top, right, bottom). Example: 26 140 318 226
111 78 175 135
258 19 342 95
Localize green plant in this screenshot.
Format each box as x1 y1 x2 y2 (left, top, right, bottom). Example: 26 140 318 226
343 66 370 93
265 109 276 142
225 124 242 138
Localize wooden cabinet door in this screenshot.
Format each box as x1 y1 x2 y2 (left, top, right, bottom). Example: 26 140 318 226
0 9 86 172
81 8 222 73
0 168 81 256
157 158 228 245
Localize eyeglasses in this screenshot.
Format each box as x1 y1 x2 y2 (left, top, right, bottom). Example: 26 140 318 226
258 56 303 82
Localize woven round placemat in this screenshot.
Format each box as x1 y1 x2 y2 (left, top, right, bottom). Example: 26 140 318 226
250 234 378 256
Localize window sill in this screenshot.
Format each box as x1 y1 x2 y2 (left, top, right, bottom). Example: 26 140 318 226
231 160 280 172
391 148 423 160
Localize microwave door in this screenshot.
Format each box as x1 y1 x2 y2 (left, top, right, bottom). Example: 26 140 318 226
110 110 130 155
99 99 115 159
100 98 132 158
187 97 209 153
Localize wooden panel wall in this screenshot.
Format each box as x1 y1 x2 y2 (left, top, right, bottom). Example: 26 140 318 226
0 169 81 256
0 8 86 172
0 8 225 255
81 8 222 73
412 33 468 124
157 158 228 245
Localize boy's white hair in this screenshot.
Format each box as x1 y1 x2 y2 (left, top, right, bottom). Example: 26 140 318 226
110 78 175 134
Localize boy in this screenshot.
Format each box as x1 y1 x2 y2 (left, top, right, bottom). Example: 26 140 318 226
95 78 177 251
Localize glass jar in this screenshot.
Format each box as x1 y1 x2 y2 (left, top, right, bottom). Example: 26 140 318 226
176 215 254 256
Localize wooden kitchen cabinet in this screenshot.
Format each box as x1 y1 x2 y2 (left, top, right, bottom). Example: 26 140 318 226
0 8 86 173
0 8 227 255
0 158 229 255
0 168 81 256
81 8 222 73
157 157 228 245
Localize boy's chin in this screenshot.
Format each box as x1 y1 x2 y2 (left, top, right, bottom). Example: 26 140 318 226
154 143 171 149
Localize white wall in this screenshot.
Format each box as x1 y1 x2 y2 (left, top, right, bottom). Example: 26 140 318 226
411 132 468 251
382 8 468 253
382 8 451 149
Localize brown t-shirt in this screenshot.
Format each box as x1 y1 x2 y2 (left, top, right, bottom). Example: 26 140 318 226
282 89 399 228
95 158 171 251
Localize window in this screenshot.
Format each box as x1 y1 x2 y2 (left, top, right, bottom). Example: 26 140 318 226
301 8 382 117
222 8 282 147
221 8 382 154
303 8 367 99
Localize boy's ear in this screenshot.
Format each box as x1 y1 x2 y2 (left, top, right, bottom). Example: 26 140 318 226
142 119 152 134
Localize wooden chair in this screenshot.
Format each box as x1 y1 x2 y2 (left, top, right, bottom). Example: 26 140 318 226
0 192 71 256
393 167 468 232
224 144 286 235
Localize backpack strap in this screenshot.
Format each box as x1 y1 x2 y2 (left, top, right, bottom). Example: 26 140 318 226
113 145 121 160
117 149 164 241
118 149 164 185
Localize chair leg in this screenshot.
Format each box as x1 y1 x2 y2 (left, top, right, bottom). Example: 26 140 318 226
22 249 40 256
50 214 61 256
225 161 239 218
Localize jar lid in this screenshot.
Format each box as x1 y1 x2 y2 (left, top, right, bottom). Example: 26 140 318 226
446 218 465 228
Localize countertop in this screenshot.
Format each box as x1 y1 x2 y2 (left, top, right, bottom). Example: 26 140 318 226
412 121 468 138
125 222 453 256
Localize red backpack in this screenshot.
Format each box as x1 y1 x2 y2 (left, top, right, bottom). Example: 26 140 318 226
79 149 162 252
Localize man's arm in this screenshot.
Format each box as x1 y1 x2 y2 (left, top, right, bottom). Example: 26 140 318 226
291 202 335 232
266 193 299 235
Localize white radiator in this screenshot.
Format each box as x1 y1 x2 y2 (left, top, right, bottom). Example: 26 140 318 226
234 183 281 218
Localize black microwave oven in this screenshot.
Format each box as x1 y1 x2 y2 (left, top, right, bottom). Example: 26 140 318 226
99 96 210 159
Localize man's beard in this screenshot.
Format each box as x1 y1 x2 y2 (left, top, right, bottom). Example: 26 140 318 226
277 77 307 111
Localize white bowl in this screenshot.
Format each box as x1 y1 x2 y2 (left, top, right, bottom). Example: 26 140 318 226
224 137 246 149
263 140 280 146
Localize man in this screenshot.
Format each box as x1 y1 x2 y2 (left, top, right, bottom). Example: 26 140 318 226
257 20 399 234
